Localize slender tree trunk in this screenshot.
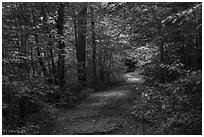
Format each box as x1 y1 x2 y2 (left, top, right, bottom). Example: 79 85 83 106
107 56 111 83
76 4 87 87
29 41 35 76
99 51 104 83
31 5 48 78
194 35 199 69
159 42 164 63
73 12 78 48
56 2 65 92
35 35 49 78
48 60 51 74
97 11 104 84
18 96 26 123
198 31 202 69
19 35 30 74
158 39 167 82
151 7 164 63
151 7 166 82
49 34 58 84
90 5 97 88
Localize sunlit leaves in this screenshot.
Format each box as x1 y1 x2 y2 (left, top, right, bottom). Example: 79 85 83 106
162 3 201 25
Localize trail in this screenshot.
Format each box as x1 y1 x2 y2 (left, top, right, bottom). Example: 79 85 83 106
52 69 153 135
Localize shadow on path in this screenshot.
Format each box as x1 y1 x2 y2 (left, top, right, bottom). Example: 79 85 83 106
53 70 146 135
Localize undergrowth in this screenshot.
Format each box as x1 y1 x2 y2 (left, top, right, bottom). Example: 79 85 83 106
132 68 201 134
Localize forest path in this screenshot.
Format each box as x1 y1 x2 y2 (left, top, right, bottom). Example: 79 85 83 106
52 69 152 135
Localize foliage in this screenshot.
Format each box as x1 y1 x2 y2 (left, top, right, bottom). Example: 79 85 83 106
132 70 201 134
3 122 40 135
2 2 202 135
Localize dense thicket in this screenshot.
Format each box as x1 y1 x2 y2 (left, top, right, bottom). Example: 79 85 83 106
2 2 201 134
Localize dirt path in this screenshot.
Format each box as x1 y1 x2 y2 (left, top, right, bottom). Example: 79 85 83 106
52 70 151 135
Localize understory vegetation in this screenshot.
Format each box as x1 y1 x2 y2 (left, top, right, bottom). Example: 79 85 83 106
2 2 202 135
132 3 202 134
132 70 201 134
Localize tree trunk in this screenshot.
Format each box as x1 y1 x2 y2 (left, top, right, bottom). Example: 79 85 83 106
151 7 166 82
35 35 49 78
18 96 26 123
158 39 167 82
194 34 199 69
90 5 97 88
56 3 65 92
76 4 87 87
159 41 164 63
99 50 104 83
19 35 30 74
29 40 36 76
73 12 78 48
49 34 58 84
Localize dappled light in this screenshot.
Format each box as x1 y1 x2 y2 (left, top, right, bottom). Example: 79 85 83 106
93 90 129 98
89 90 130 106
123 69 145 84
123 73 144 84
2 2 201 135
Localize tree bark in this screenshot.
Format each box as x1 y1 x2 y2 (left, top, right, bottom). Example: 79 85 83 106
99 50 104 83
56 3 65 91
151 6 167 82
76 4 87 87
18 96 26 122
159 40 164 63
49 34 58 84
35 35 49 78
90 5 97 88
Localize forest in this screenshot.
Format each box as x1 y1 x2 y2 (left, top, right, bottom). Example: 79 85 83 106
2 2 202 135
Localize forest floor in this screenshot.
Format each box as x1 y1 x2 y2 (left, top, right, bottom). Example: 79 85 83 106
50 69 163 135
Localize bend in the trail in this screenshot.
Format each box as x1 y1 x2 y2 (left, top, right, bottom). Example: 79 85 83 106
53 69 146 135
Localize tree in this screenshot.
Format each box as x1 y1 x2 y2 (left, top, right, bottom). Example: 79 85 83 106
2 2 201 134
56 2 66 91
75 3 88 87
90 4 97 88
